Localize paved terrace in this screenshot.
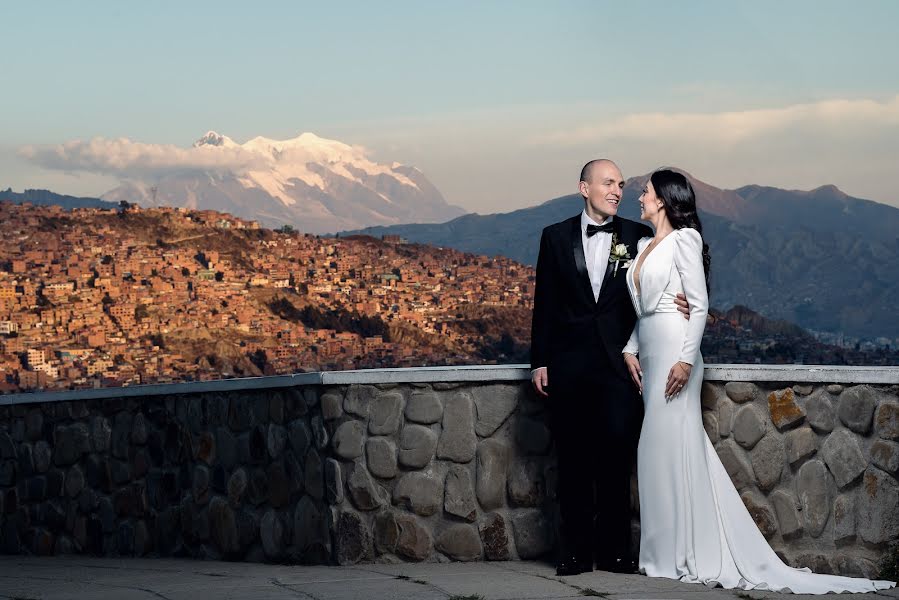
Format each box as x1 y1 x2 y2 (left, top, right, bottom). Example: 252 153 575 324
0 556 897 600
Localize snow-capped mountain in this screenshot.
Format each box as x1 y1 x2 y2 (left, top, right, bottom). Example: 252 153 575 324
100 131 465 233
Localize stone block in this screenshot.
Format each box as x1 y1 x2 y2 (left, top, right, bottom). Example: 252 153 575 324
740 490 778 539
209 497 240 557
444 465 477 521
476 439 510 510
436 524 482 561
366 438 397 479
479 513 511 560
875 401 899 440
785 426 817 466
405 392 443 424
472 384 518 437
858 468 899 545
724 382 758 403
294 495 328 554
336 510 372 565
437 392 477 463
227 468 247 506
89 416 111 452
344 385 377 419
767 388 806 431
260 509 285 559
398 425 437 469
394 513 432 561
838 386 877 434
332 420 365 460
64 465 84 498
53 423 91 466
701 382 720 411
507 459 544 507
347 461 384 511
512 509 553 559
821 429 866 489
833 494 856 543
796 459 831 538
769 489 802 540
287 421 312 458
806 390 836 433
33 441 51 474
369 391 403 436
393 471 443 516
718 398 734 438
131 413 148 445
715 439 755 490
750 433 784 491
703 411 719 444
261 424 285 459
305 450 324 501
870 439 899 474
321 392 343 420
733 404 766 449
25 409 42 442
311 416 328 450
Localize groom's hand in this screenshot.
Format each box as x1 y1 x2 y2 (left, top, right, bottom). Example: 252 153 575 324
675 293 691 320
531 367 549 397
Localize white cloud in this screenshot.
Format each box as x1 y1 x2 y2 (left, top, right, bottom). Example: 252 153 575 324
534 96 899 147
18 136 266 179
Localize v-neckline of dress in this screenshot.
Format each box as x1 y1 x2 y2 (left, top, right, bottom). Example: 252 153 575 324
632 230 675 297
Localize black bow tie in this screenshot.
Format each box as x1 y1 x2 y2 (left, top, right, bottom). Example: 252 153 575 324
586 222 615 237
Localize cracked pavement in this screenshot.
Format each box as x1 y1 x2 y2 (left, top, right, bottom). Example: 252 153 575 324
0 557 896 600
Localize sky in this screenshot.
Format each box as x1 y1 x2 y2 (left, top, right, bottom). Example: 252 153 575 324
2 0 898 213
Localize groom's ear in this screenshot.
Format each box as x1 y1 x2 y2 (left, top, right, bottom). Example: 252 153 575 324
578 180 589 199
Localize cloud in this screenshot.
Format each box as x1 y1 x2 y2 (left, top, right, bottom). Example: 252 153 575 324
18 136 266 179
534 95 899 147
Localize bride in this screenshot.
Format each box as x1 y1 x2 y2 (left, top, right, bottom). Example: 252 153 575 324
621 169 894 594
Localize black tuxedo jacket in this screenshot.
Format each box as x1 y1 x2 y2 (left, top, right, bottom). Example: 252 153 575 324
530 214 653 391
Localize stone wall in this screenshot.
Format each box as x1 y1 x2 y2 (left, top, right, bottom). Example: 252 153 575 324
700 381 899 578
0 388 332 562
0 368 897 579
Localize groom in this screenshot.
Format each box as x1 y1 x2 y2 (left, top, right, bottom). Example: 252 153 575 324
531 159 684 576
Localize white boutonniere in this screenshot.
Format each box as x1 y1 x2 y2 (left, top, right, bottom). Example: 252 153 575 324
609 234 631 277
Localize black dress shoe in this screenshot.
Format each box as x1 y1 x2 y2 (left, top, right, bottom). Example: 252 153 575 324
556 555 593 576
597 557 638 574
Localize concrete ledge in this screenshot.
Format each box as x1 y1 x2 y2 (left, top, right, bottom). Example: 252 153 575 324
1 364 896 405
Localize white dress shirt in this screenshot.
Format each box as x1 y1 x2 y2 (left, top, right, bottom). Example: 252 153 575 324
581 210 613 301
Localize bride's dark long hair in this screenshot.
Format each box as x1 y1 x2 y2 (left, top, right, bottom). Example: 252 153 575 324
650 169 711 293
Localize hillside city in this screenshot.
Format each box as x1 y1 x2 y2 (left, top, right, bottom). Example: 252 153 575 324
0 202 895 394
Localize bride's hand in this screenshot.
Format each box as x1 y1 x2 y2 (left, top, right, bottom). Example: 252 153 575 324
623 353 642 393
665 361 692 400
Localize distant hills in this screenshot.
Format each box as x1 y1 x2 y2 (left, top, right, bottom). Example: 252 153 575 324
344 175 899 340
0 188 118 210
98 131 466 233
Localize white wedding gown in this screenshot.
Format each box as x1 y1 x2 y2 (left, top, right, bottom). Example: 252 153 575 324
623 228 895 594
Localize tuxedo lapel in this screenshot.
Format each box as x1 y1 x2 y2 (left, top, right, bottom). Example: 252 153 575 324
569 217 596 305
596 217 626 305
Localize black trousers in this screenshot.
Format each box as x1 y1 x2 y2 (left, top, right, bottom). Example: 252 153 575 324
550 350 642 563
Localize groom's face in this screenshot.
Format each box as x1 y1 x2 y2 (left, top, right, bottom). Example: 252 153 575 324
580 161 624 221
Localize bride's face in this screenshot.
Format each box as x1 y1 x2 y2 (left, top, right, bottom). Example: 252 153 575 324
639 181 663 221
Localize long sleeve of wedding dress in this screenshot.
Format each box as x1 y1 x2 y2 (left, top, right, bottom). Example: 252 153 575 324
672 229 707 365
631 228 895 594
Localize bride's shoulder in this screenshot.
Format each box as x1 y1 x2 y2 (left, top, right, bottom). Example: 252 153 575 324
674 228 703 253
637 236 653 252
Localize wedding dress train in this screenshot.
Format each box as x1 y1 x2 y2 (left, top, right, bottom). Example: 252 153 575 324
623 228 895 594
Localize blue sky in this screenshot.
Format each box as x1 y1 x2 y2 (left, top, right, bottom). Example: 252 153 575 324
2 0 898 212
